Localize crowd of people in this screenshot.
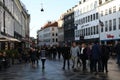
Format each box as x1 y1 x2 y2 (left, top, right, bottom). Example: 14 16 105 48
34 40 120 73
0 40 120 73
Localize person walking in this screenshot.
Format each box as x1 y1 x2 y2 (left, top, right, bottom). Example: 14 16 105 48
101 43 110 73
80 43 87 71
86 43 93 72
57 45 62 60
52 45 57 60
40 46 47 69
62 44 71 70
91 41 101 73
30 48 37 67
70 42 80 70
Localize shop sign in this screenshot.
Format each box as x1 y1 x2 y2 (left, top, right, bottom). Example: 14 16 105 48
107 34 114 38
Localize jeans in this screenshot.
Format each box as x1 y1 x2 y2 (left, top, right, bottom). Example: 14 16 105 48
63 58 70 69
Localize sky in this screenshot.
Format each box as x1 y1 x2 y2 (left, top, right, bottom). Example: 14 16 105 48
20 0 80 38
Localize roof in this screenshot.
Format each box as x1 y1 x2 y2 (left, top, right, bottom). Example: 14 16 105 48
41 21 58 30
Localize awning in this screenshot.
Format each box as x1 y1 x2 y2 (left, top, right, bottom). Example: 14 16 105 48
0 35 21 42
8 37 21 42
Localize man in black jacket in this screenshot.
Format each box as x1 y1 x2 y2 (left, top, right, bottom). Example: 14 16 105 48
101 44 110 73
62 44 71 70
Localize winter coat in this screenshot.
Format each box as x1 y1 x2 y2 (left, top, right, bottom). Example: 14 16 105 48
92 44 101 60
62 46 71 59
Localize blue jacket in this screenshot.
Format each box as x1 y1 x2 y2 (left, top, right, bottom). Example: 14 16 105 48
92 44 101 60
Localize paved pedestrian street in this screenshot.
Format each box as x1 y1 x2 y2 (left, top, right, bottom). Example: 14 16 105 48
0 59 120 80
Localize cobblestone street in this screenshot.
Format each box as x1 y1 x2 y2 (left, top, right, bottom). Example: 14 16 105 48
0 59 120 80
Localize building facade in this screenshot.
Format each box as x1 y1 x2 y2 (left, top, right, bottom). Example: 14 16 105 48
58 16 64 46
37 22 58 46
74 0 120 44
0 0 30 50
63 8 75 45
99 0 120 45
74 0 100 43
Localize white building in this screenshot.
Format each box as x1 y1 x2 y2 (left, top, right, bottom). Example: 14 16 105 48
74 0 120 44
99 0 120 45
74 0 100 42
37 22 58 46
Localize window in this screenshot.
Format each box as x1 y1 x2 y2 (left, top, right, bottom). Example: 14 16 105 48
91 15 92 21
96 13 98 19
109 20 112 31
105 21 108 32
83 0 86 2
99 0 102 5
105 9 108 15
91 27 93 35
52 39 54 42
113 6 116 13
56 33 58 36
101 11 103 16
96 25 99 34
88 27 90 35
86 28 88 36
93 14 95 20
86 17 88 23
119 18 120 29
88 16 90 22
83 17 85 23
56 39 58 42
52 28 54 31
109 8 112 14
113 19 116 30
52 33 54 36
101 26 103 32
94 26 96 34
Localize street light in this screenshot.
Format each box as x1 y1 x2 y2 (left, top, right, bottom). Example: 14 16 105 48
40 1 44 12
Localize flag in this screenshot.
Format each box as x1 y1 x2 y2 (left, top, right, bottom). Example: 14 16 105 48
99 20 104 27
